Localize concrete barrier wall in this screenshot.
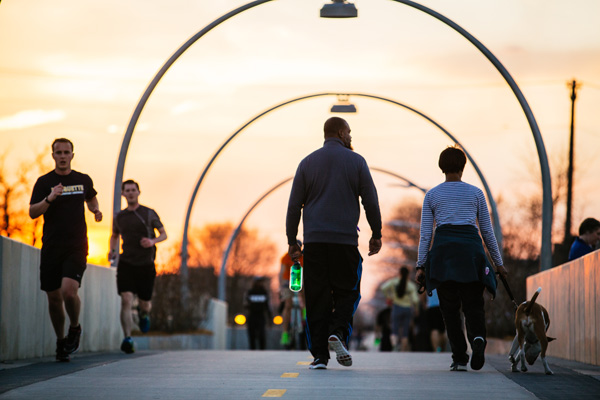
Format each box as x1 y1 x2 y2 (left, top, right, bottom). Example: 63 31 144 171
0 236 228 360
526 249 599 366
205 299 227 350
0 236 122 360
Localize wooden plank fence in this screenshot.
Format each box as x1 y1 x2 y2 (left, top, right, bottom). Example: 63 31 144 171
527 249 599 365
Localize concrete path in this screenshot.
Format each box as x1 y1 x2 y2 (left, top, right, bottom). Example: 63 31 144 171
1 350 599 399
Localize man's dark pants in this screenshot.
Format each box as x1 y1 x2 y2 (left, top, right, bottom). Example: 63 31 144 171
437 281 486 364
303 243 362 360
247 317 266 350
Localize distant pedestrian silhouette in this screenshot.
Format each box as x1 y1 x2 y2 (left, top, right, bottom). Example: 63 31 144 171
245 277 272 350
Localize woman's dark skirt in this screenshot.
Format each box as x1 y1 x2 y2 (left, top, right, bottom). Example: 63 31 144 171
423 224 497 298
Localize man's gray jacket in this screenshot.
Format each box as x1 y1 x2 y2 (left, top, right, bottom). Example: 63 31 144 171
286 138 382 246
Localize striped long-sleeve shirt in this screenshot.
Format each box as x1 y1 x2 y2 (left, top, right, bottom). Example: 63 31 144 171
416 181 503 268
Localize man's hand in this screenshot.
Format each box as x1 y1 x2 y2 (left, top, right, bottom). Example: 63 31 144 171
86 196 102 222
496 264 508 280
368 237 382 256
288 243 301 262
140 237 155 248
48 183 64 202
93 209 102 222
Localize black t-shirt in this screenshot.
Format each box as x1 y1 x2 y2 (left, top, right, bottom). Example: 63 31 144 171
30 170 97 248
113 205 163 266
246 286 271 322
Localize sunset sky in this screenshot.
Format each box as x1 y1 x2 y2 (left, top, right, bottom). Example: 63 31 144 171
1 0 599 298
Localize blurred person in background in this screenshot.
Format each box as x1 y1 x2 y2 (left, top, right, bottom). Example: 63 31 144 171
568 218 600 261
245 277 272 350
380 266 419 351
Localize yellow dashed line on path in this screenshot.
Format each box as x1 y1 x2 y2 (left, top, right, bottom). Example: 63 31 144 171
262 360 307 397
262 389 287 397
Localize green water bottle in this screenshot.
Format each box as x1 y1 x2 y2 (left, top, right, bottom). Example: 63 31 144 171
289 261 303 292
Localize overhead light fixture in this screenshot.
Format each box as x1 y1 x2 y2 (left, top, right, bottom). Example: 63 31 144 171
331 103 357 113
320 0 358 18
330 95 357 113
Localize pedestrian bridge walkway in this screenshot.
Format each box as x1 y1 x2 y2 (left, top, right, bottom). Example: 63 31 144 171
1 350 599 400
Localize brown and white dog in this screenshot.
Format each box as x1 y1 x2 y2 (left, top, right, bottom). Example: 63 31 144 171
508 287 556 375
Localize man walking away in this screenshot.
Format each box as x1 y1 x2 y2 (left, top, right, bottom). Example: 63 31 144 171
286 117 382 370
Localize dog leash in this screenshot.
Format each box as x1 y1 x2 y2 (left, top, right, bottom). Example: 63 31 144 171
415 269 518 309
498 273 519 310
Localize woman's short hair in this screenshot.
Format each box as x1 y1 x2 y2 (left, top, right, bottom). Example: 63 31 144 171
438 146 467 174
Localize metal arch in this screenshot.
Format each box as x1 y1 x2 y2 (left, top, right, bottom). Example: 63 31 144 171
112 0 275 218
112 0 275 307
218 167 428 301
369 167 427 194
218 177 292 301
181 92 504 285
114 1 552 294
390 0 552 268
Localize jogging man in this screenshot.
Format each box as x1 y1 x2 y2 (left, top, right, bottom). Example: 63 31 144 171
29 138 102 362
286 116 382 369
109 179 167 354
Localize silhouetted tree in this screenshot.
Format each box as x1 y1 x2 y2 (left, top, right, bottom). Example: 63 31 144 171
0 150 49 245
151 222 277 331
379 198 421 281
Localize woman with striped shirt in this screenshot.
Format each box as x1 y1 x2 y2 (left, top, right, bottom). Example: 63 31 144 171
415 146 508 372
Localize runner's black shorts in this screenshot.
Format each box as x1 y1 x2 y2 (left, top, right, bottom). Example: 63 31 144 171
40 245 88 292
116 259 156 301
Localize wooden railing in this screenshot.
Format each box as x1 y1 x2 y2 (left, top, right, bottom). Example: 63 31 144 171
526 249 599 365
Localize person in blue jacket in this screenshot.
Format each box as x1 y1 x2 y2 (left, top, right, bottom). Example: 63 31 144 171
568 218 600 261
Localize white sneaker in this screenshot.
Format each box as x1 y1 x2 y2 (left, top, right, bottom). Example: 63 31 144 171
328 334 352 367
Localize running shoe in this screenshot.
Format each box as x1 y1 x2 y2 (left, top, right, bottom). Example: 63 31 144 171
64 324 82 354
120 337 135 354
450 362 467 371
56 338 70 362
328 334 352 367
470 337 486 370
309 358 328 370
280 331 290 346
138 308 151 333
